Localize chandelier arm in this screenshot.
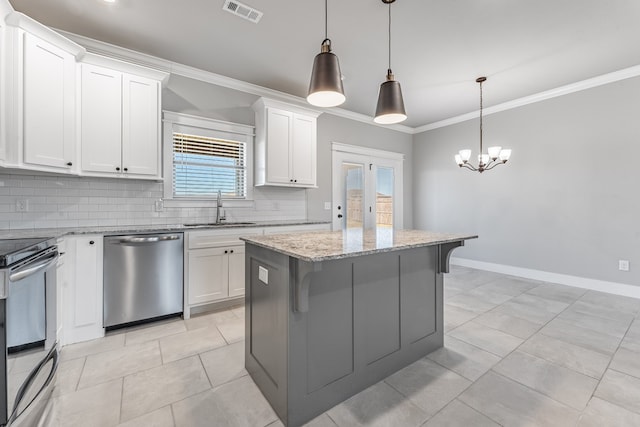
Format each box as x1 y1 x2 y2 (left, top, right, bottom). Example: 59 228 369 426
484 161 504 171
462 163 477 171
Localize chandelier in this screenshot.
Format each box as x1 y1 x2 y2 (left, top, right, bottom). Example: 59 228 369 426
455 77 511 173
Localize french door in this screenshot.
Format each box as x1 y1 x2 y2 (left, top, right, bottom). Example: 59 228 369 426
331 143 403 231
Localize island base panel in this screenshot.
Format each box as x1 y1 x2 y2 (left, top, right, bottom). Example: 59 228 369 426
245 244 444 427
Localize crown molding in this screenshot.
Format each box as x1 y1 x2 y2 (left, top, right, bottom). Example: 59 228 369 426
52 29 640 136
414 65 640 134
56 29 416 134
7 14 85 57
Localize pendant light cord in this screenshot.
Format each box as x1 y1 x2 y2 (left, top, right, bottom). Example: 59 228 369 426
388 2 392 72
324 0 328 42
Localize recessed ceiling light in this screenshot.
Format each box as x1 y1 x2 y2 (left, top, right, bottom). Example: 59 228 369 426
103 0 116 3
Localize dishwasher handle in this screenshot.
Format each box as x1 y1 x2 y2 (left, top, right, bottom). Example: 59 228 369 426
116 234 182 244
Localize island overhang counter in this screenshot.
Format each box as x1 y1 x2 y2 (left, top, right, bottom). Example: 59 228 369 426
241 229 477 427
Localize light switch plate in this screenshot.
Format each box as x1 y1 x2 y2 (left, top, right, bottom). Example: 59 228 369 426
259 266 269 284
324 202 331 210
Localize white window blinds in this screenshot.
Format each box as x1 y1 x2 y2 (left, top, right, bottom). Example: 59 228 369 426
172 132 246 198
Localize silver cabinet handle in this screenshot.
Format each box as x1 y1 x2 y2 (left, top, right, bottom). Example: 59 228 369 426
117 234 181 244
9 251 59 282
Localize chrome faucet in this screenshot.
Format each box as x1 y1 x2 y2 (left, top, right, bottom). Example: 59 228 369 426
215 190 226 224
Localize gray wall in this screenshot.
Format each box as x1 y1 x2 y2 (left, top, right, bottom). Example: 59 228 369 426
413 76 640 286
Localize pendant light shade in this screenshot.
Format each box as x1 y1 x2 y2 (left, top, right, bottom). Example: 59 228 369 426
307 0 345 108
374 71 406 124
307 39 345 107
374 0 406 125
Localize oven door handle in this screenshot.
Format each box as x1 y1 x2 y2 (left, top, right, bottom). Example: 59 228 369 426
8 344 59 425
9 251 59 283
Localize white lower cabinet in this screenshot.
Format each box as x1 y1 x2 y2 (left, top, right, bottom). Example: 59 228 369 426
187 244 245 303
227 245 245 297
184 224 330 318
185 230 250 318
60 235 104 345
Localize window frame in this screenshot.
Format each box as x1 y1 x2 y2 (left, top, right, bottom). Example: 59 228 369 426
162 111 255 208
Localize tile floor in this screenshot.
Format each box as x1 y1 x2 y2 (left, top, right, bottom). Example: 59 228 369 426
47 267 640 426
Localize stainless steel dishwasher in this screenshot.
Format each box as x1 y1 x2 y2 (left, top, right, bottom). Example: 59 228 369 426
104 233 183 328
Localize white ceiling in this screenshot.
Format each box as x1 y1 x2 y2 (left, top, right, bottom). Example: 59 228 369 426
9 0 640 128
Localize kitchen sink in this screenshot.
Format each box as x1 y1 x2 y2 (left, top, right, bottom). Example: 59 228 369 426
182 222 256 227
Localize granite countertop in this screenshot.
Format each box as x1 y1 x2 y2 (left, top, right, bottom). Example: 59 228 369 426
241 228 478 262
0 220 331 240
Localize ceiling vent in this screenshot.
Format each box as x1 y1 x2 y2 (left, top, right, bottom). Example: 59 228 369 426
222 0 263 24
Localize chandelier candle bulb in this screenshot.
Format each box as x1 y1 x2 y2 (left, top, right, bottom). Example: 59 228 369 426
487 146 502 159
499 149 512 161
459 149 472 162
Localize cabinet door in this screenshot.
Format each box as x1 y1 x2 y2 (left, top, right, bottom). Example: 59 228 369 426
63 235 104 345
122 74 160 176
266 108 292 184
291 113 317 186
188 247 228 304
80 64 123 174
228 245 245 297
0 21 6 163
22 33 75 170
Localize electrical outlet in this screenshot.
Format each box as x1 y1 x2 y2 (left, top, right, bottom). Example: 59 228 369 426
154 200 164 212
15 199 28 212
619 260 630 271
324 202 331 210
259 266 269 284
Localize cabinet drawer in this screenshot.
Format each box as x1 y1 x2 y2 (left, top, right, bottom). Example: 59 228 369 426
187 227 263 249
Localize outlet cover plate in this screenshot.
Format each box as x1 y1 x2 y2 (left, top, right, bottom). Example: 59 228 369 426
619 260 630 271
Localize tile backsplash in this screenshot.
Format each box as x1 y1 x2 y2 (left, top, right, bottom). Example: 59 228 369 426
0 172 307 230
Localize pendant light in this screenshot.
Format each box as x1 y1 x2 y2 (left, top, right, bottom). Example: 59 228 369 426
307 0 345 107
374 0 406 125
455 77 512 173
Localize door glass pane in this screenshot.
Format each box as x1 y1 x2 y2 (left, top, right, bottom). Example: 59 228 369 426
376 167 394 229
343 163 364 233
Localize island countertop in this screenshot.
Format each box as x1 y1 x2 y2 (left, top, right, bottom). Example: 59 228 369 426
240 228 477 262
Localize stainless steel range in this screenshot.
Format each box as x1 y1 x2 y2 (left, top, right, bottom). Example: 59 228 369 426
0 237 59 427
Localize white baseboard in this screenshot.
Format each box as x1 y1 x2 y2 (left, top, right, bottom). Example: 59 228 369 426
450 257 640 300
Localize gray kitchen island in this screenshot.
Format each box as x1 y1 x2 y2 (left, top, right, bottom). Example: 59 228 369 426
241 229 476 427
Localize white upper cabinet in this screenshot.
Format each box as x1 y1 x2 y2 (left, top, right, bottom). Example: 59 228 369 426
80 56 165 179
3 12 84 173
253 98 320 188
80 64 122 173
121 74 160 176
0 17 6 165
22 32 76 171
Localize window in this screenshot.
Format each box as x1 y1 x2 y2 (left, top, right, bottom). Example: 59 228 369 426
163 112 254 205
173 133 246 198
